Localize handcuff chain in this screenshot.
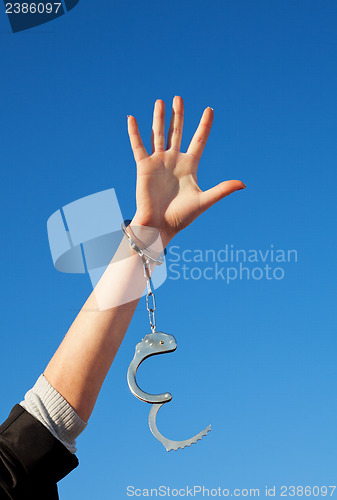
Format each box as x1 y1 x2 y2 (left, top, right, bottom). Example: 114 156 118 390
121 222 160 334
143 259 157 333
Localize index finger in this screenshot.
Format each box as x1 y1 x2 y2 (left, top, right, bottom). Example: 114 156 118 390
186 107 214 162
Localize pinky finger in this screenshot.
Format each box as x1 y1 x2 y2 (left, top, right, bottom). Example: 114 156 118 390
127 115 149 163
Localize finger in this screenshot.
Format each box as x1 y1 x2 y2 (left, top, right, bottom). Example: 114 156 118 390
200 180 246 213
151 99 166 153
187 107 214 162
127 115 149 163
166 96 184 151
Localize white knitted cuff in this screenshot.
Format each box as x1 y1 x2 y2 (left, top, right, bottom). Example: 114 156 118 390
20 374 87 454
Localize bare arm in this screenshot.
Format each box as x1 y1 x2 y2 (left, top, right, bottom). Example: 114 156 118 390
44 96 245 422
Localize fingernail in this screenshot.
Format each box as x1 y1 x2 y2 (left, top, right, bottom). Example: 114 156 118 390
238 183 246 190
127 115 131 119
209 107 214 111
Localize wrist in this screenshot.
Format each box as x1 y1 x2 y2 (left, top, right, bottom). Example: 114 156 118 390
130 216 174 249
127 220 170 263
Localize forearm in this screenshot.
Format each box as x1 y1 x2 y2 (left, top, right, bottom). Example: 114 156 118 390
44 224 168 422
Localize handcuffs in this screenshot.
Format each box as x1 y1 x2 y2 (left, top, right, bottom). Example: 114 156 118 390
122 222 211 451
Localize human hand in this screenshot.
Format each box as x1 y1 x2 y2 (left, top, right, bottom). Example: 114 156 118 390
128 96 245 247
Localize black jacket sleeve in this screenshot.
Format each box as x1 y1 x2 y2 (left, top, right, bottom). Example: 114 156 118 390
0 404 79 500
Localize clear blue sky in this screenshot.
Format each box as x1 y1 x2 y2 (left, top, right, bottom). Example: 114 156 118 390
0 1 336 498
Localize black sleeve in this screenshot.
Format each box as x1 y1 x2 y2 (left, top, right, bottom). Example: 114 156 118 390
0 404 79 500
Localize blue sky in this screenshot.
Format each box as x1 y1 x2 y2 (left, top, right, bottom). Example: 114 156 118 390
0 1 336 498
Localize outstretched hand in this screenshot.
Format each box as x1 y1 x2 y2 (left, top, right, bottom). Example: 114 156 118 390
128 96 245 246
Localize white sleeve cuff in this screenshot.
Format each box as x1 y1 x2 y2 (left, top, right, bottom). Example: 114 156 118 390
20 374 87 454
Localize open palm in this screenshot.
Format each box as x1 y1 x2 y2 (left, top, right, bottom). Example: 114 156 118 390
128 96 245 244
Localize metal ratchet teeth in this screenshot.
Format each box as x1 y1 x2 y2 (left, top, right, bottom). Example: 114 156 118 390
149 403 211 452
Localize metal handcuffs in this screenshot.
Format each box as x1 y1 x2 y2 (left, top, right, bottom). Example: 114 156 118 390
123 222 211 451
127 331 211 451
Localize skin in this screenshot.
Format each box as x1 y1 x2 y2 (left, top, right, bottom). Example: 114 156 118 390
44 96 245 422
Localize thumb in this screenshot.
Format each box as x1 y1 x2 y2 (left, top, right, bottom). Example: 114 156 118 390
200 180 246 213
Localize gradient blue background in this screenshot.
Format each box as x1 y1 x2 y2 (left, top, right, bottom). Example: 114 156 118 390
0 1 336 498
